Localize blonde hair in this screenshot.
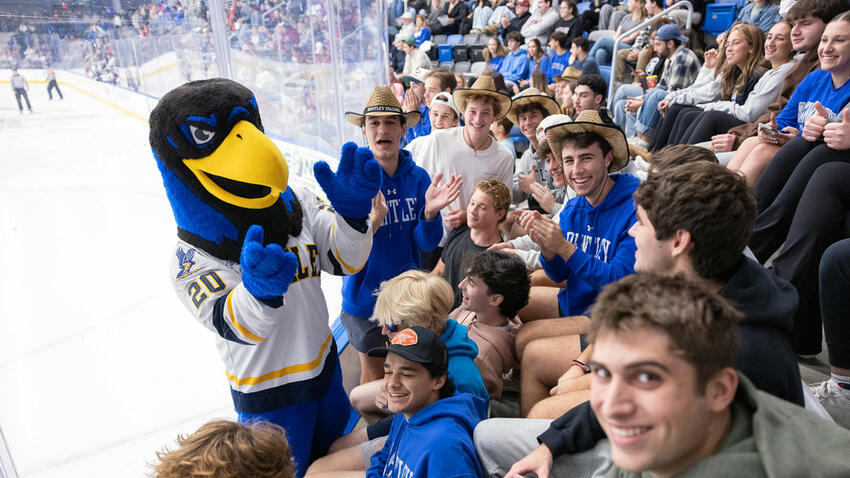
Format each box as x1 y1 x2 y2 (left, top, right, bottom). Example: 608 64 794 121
372 270 453 332
151 420 294 478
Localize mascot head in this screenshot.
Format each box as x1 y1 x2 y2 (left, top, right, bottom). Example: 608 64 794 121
150 78 302 263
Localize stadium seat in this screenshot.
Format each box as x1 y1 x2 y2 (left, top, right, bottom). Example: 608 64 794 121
438 44 454 62
462 33 480 44
470 61 487 76
703 3 736 36
577 1 591 15
432 34 447 45
598 65 611 85
446 34 464 45
453 61 471 73
453 44 470 62
427 45 439 61
470 44 486 62
431 60 440 68
439 61 455 70
513 137 530 157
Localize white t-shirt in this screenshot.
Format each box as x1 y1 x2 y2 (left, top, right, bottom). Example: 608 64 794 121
406 126 514 244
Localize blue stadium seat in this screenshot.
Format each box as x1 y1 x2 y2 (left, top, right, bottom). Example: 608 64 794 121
598 65 611 85
438 44 454 62
446 34 464 45
577 1 591 15
703 3 736 36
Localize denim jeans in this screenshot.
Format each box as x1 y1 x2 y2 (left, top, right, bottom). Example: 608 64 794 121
635 87 667 136
612 84 643 137
589 36 631 66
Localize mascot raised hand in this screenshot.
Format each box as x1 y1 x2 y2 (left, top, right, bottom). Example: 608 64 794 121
149 78 380 476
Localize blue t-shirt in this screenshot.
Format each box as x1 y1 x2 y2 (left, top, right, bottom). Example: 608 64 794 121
776 68 850 134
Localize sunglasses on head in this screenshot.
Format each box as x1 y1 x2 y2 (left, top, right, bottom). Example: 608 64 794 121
386 321 399 333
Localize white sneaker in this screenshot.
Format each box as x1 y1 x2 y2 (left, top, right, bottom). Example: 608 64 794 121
627 136 650 150
810 379 850 428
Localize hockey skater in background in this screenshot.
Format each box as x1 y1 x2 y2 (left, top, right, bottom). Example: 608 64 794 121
11 68 32 113
46 66 63 100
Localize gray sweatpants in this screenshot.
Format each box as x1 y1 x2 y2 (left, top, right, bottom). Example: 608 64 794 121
474 418 613 477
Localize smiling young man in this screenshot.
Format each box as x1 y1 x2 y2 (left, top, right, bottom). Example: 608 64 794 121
451 251 531 400
588 274 850 478
432 179 511 308
365 326 485 478
403 67 457 143
340 86 462 386
407 74 514 269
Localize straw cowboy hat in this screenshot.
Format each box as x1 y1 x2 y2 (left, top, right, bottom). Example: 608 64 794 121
557 66 582 82
535 113 572 158
345 86 421 129
506 88 561 126
544 109 630 172
452 75 512 120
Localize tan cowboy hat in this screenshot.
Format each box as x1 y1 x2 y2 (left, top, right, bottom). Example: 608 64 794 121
506 88 561 126
557 66 582 82
544 109 630 172
345 86 421 129
452 75 512 120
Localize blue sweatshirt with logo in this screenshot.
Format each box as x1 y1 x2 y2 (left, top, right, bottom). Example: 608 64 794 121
341 150 443 318
776 68 850 133
366 392 487 478
540 173 639 316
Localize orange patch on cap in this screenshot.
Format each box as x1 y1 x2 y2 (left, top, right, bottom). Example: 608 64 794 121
392 329 419 346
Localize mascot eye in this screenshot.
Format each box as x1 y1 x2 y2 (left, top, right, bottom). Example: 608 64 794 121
189 125 215 145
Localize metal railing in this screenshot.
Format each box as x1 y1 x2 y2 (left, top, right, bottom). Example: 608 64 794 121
607 0 693 109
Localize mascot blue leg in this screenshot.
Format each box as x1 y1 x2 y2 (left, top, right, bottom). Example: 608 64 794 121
237 363 350 477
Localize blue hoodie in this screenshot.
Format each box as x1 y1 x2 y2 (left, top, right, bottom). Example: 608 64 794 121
442 319 489 418
540 173 639 316
366 392 486 478
499 49 531 83
341 150 443 318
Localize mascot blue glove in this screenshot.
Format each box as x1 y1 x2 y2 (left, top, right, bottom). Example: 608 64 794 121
240 225 299 301
313 141 382 219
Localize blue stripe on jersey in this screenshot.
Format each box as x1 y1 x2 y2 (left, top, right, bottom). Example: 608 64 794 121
230 341 340 413
212 295 252 345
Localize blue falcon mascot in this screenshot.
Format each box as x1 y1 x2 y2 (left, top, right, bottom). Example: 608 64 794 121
149 78 380 476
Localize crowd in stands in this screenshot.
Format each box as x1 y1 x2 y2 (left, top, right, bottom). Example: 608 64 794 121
143 0 850 476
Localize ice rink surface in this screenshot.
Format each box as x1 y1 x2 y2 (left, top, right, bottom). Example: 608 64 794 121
0 81 343 477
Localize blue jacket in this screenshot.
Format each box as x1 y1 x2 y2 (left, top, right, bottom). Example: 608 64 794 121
442 318 490 417
545 50 571 82
341 150 443 317
541 174 639 316
776 69 850 134
367 392 486 478
499 49 531 83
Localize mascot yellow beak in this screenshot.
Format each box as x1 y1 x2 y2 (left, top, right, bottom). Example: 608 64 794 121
183 120 289 209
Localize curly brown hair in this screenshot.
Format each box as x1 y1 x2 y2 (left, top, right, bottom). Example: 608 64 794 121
151 420 295 478
473 178 511 224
